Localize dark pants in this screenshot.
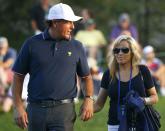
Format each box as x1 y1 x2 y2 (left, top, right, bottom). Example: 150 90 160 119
27 102 76 131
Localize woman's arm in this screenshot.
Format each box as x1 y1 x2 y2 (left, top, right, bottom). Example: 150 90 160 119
94 88 108 113
140 65 159 105
144 86 158 105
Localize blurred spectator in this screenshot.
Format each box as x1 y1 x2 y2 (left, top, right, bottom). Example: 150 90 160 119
2 74 29 113
74 10 93 101
30 0 51 34
80 57 103 100
87 57 103 99
109 13 138 42
154 65 165 96
75 18 106 61
142 46 163 72
141 45 165 95
73 8 93 36
0 37 16 103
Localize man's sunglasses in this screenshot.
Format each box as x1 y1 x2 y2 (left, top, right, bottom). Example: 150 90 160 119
113 47 130 54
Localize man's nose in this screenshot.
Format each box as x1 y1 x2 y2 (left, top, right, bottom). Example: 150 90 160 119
70 22 74 29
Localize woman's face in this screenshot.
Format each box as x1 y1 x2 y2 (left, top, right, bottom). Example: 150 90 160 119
113 40 132 65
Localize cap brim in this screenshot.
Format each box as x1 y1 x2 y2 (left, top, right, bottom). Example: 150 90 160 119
59 16 83 22
71 16 83 21
47 15 82 22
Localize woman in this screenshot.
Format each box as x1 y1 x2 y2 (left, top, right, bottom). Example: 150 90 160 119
94 35 158 131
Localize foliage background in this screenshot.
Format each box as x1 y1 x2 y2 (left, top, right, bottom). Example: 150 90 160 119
0 0 165 55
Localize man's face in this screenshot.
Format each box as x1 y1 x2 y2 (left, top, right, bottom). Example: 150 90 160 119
145 52 155 60
120 20 129 30
53 20 74 40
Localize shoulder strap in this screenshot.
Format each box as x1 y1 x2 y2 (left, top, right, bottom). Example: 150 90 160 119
107 71 113 89
108 78 113 87
139 65 144 81
139 65 147 97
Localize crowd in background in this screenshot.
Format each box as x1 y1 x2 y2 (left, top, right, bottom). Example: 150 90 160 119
0 0 165 113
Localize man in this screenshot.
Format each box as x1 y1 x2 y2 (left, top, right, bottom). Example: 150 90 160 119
0 37 16 103
75 18 106 60
142 45 165 95
12 3 94 131
0 37 17 69
30 0 50 34
109 13 138 42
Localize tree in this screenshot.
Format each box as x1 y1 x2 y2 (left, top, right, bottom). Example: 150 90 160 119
0 0 165 54
0 0 34 49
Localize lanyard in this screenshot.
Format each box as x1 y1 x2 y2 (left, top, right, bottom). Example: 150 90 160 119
117 65 132 120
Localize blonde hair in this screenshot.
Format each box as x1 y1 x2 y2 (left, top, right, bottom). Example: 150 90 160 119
107 35 141 79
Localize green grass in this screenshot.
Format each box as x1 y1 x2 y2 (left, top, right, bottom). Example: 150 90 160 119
0 97 165 131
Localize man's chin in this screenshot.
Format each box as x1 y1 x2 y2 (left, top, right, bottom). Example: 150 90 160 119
64 35 71 40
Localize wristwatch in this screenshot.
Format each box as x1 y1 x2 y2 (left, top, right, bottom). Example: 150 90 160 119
85 96 94 101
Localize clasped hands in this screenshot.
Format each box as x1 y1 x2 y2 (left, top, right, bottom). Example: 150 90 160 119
79 97 94 121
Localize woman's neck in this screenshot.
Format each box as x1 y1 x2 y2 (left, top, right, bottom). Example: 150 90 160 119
119 63 132 71
117 63 133 82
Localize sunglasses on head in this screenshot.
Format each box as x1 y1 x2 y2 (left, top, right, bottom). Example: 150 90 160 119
113 47 130 54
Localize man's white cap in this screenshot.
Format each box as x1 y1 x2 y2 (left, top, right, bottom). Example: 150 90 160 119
47 3 82 21
143 45 154 54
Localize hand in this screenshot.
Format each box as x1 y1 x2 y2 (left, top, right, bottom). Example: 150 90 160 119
14 106 28 129
125 91 145 112
79 98 94 121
